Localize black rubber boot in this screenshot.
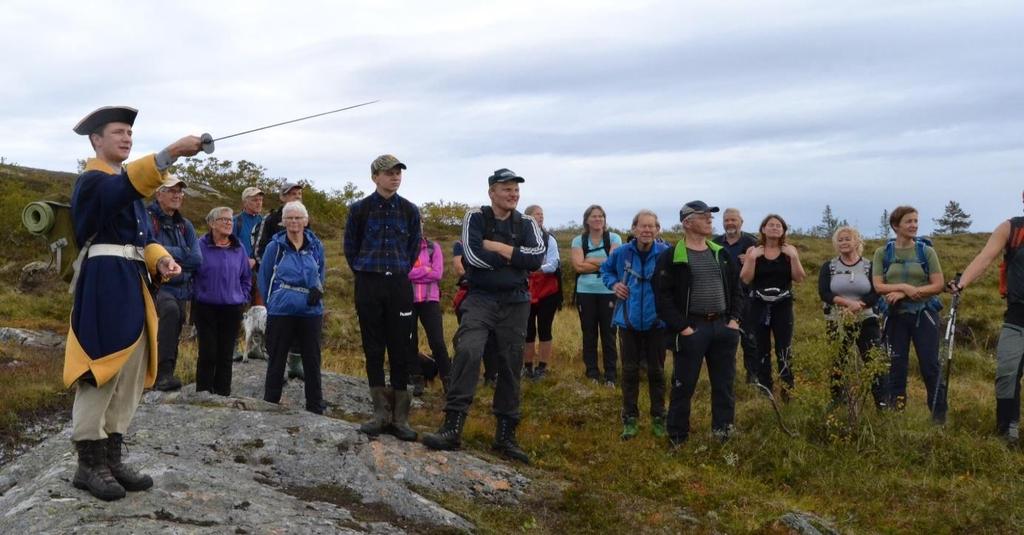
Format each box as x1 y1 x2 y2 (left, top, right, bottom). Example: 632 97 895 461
359 387 391 436
389 389 418 442
287 352 305 381
422 411 466 451
72 440 126 501
492 416 529 464
106 433 153 492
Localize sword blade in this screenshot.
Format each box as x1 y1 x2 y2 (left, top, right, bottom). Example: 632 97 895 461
212 100 380 142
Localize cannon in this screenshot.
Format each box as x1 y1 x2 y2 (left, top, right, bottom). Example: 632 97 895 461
22 201 78 282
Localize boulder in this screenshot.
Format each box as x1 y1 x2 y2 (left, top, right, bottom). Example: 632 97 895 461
0 361 528 533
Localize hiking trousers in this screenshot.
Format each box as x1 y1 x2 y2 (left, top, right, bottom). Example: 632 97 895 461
666 318 739 440
748 298 794 391
619 327 666 421
194 302 243 396
577 293 618 382
445 293 529 420
995 323 1024 432
411 300 451 381
354 271 413 390
264 314 324 413
155 291 187 381
885 309 940 409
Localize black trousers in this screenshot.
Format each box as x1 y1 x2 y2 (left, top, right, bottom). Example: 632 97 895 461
748 298 795 391
827 316 887 406
526 293 560 343
885 309 940 409
666 318 739 440
354 272 413 389
736 289 758 381
264 315 324 413
156 292 187 380
577 293 618 381
619 328 666 421
410 300 451 380
193 302 243 396
445 294 530 420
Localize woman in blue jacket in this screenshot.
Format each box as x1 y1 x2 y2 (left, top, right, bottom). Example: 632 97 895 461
258 201 326 414
601 210 671 440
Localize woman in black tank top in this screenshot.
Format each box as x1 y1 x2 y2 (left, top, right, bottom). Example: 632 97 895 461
739 214 806 398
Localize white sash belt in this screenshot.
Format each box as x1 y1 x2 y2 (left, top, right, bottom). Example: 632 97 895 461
87 244 146 262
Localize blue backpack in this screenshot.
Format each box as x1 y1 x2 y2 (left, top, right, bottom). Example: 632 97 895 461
878 237 942 316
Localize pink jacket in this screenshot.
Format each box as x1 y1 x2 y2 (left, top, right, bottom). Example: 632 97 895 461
408 239 444 303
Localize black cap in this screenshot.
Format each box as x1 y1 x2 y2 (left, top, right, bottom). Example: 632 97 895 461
679 200 719 221
73 106 138 135
487 168 525 186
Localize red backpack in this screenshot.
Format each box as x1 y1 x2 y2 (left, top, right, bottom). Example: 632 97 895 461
1000 217 1024 298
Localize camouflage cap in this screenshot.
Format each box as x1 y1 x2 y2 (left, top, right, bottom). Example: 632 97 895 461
370 154 407 174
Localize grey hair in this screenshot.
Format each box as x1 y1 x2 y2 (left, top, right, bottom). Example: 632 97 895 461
723 207 742 219
205 206 233 225
524 205 542 216
282 201 309 219
631 209 660 228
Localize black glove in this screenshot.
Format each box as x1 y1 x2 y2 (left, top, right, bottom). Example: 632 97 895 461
307 287 323 306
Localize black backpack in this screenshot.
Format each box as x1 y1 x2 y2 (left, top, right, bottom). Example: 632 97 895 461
480 205 523 246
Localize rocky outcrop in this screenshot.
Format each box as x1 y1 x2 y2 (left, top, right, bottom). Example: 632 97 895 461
0 361 528 533
0 327 64 348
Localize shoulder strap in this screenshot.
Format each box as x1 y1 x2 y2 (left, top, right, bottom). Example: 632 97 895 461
1007 217 1024 261
914 239 930 277
480 206 496 240
510 210 522 246
601 231 611 256
426 239 435 262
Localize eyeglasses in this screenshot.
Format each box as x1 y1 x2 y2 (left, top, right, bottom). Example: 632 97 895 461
283 216 307 222
164 189 185 196
214 217 232 223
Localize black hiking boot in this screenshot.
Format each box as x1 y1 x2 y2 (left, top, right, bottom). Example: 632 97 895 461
389 389 418 442
422 411 466 451
72 439 126 501
359 387 391 436
106 433 153 492
154 375 182 392
492 416 529 464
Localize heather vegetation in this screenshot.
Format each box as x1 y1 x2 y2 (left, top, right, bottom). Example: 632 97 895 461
0 161 1020 532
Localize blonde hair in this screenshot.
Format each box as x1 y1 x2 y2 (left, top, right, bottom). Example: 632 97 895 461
831 225 863 255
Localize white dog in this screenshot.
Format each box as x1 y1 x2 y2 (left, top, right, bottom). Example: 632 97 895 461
240 305 268 362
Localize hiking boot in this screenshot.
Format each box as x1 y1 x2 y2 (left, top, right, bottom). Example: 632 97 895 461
287 353 304 381
1005 422 1020 448
72 440 126 501
492 416 529 464
712 425 735 444
359 387 391 436
620 417 639 441
106 433 153 492
651 416 667 438
533 365 548 381
410 375 425 398
522 365 534 379
154 376 182 392
423 411 467 451
389 389 418 442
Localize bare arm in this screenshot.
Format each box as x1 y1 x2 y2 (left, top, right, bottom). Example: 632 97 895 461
571 246 599 273
783 244 806 283
739 246 761 285
956 221 1011 290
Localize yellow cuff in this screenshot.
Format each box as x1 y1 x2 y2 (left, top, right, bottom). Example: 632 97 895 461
125 154 165 197
144 243 170 275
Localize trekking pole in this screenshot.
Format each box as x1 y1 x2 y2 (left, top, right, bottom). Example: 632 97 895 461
751 383 799 437
931 273 962 424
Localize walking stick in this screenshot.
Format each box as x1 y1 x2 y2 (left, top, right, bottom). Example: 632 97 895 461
931 273 962 424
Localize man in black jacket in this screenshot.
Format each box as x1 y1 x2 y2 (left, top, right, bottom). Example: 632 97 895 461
712 207 759 384
655 200 743 446
422 168 545 463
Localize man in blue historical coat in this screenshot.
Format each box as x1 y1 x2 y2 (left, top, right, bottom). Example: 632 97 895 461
65 105 203 501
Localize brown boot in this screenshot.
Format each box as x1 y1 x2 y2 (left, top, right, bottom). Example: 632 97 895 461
106 433 153 492
359 387 391 436
389 389 418 442
72 439 126 501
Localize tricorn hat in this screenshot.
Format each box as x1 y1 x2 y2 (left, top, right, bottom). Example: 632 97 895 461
73 106 138 135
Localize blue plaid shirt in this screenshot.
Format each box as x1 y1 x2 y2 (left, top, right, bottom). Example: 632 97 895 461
343 191 421 275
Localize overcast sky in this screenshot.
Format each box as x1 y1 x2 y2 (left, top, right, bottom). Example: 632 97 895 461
1 0 1020 235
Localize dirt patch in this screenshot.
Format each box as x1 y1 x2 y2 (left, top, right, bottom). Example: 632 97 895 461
281 484 465 535
0 394 71 468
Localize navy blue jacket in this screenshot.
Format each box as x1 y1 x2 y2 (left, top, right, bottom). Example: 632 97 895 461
147 201 202 300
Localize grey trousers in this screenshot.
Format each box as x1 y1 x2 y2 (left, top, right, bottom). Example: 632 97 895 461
444 293 530 420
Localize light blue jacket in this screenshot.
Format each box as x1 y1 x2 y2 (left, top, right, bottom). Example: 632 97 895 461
600 239 670 331
258 229 325 317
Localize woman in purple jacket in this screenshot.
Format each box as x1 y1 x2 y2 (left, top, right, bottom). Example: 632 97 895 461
408 225 451 394
192 207 252 396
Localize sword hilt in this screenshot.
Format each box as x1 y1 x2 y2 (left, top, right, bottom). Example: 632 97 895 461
200 133 215 155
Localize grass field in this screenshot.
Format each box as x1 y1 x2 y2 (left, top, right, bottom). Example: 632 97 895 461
2 221 1020 533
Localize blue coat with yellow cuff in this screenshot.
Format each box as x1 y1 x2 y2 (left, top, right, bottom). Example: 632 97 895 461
63 155 171 388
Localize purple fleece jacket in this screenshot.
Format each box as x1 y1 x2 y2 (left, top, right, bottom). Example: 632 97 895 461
193 233 251 305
